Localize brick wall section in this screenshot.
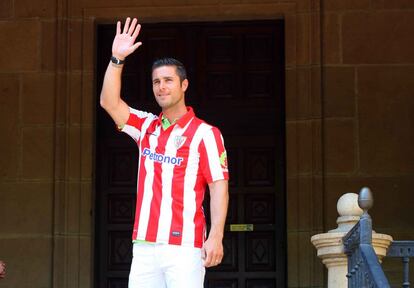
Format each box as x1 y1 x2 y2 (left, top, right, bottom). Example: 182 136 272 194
0 0 413 287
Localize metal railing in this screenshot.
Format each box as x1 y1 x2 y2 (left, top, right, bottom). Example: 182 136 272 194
343 187 414 288
343 187 390 287
387 241 414 288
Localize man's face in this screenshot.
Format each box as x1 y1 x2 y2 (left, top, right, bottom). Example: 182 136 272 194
152 65 188 110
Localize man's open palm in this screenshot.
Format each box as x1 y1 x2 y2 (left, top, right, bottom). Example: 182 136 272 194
112 17 142 60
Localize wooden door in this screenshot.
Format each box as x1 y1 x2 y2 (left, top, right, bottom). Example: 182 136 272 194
96 20 286 288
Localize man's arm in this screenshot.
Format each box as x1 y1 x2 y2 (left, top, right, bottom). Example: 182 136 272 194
202 179 229 267
0 260 5 279
100 17 142 126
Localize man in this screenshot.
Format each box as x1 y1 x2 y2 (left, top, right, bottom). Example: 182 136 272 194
100 17 229 288
0 260 5 279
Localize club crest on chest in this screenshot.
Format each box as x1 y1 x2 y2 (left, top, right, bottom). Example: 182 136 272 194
174 135 187 149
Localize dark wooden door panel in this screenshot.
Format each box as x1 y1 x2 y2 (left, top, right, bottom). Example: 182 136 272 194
96 20 286 288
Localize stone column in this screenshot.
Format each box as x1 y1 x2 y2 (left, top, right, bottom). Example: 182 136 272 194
311 193 393 288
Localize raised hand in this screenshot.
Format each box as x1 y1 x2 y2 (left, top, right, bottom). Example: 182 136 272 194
0 260 5 279
112 17 142 60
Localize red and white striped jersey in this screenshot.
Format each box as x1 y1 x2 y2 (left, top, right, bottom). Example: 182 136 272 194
121 106 229 248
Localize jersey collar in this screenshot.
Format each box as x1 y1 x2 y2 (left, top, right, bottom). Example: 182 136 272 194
158 106 195 129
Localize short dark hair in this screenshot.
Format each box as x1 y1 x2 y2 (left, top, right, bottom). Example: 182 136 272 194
151 58 187 83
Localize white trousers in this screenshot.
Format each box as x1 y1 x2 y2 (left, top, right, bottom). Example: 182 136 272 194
128 242 205 288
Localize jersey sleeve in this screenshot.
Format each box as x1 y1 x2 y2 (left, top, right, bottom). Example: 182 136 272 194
199 126 229 184
120 107 156 142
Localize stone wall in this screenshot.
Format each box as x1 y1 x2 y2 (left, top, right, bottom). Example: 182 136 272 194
0 0 412 287
321 1 414 284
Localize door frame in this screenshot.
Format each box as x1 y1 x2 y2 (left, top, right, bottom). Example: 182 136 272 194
53 2 324 287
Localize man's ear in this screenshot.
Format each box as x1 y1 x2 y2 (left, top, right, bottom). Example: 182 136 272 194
181 79 189 92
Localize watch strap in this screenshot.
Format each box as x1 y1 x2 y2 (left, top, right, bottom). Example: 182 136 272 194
111 56 125 65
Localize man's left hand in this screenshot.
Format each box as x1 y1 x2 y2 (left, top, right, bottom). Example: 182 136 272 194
202 235 224 267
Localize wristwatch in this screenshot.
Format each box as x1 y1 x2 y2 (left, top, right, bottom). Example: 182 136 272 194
110 56 125 65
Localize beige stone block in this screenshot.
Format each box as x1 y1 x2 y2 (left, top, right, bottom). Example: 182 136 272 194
68 126 81 180
285 68 297 120
52 181 67 235
296 13 311 65
289 67 322 120
56 21 69 71
22 127 54 179
286 122 312 175
358 66 414 174
0 182 53 234
322 12 340 64
307 234 326 287
69 20 83 71
371 0 414 9
0 128 19 179
324 119 355 173
0 0 12 18
298 231 317 286
80 182 92 234
291 68 311 120
298 178 312 231
66 182 81 234
287 178 299 231
296 67 321 119
22 73 55 125
287 120 322 176
290 11 320 66
311 176 324 231
82 20 95 72
41 20 57 71
52 235 65 287
240 0 299 4
343 11 414 64
287 232 299 287
186 0 220 4
55 73 68 125
323 66 355 117
79 236 92 287
84 3 296 22
285 14 296 67
81 127 93 180
312 245 325 287
153 0 187 5
310 12 321 65
69 0 153 17
53 236 81 287
0 238 52 288
288 177 324 232
82 72 94 125
324 0 370 10
69 73 82 125
0 21 40 71
311 67 322 118
62 181 92 235
0 75 20 179
54 127 67 181
312 120 323 175
15 0 56 18
295 0 313 12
